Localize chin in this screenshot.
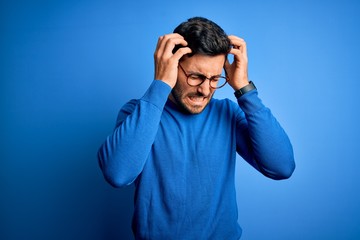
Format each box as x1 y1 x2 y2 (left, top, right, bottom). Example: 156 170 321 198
187 107 204 114
170 89 212 114
183 101 209 114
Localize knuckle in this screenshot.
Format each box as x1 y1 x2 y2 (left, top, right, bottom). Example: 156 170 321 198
158 36 164 42
154 52 162 61
176 48 185 54
178 47 190 54
163 34 171 40
167 57 176 65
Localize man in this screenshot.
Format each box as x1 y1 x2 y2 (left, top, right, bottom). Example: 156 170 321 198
98 17 295 239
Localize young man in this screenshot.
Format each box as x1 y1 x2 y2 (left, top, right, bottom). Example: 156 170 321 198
98 17 295 239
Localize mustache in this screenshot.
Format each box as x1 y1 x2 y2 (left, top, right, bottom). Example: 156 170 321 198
187 92 210 98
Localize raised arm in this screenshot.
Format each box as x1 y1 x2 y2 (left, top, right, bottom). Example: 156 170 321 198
97 33 191 187
235 90 295 180
225 35 295 180
97 81 171 187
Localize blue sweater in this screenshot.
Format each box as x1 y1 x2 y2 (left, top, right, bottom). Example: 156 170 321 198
98 80 295 239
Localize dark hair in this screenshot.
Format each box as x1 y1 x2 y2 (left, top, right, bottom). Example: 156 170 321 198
173 17 231 57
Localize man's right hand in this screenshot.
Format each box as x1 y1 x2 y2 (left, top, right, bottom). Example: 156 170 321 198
154 33 192 88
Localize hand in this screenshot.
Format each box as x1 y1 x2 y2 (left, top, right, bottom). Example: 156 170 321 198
154 33 192 88
224 35 250 90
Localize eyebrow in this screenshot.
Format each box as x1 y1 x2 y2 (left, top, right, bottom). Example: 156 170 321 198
187 70 222 78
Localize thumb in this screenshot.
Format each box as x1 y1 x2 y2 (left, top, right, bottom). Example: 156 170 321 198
173 47 192 62
224 57 232 76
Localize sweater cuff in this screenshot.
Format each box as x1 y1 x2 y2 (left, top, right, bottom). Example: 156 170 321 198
141 80 172 110
236 90 265 115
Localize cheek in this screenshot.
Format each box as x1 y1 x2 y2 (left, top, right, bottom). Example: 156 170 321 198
174 81 192 96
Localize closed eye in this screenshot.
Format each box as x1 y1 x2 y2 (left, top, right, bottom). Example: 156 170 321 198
210 76 222 81
189 74 207 81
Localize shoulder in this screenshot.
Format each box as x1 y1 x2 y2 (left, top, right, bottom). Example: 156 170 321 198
115 99 139 127
120 99 139 114
209 98 245 121
209 98 239 112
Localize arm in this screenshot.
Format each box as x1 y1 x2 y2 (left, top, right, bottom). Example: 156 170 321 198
98 34 191 187
97 81 171 187
225 35 295 180
235 90 295 180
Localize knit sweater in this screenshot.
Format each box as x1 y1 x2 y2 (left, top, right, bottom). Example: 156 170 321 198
98 80 295 239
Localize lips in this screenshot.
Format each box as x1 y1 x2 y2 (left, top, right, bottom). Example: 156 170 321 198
188 95 206 103
179 93 212 114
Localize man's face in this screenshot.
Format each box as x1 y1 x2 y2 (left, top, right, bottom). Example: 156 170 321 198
169 54 226 114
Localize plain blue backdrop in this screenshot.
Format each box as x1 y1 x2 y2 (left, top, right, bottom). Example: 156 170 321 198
2 0 360 239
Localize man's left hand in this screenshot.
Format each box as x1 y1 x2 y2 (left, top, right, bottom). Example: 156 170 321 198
224 35 250 90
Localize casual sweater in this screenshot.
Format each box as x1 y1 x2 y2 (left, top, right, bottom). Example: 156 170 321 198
98 80 295 240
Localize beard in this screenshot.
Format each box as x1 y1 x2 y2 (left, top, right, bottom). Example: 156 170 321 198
170 82 214 114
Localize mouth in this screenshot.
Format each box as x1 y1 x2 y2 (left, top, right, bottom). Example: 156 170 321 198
187 95 207 105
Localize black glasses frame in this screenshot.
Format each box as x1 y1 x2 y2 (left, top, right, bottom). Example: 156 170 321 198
178 64 228 89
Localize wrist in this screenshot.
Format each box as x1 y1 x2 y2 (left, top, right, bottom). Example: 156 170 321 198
156 79 175 89
230 78 250 91
234 81 256 98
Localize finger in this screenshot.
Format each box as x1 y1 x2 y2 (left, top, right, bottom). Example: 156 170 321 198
228 35 247 54
228 42 248 62
232 41 246 55
228 35 245 44
172 47 192 62
154 35 165 55
162 37 188 59
155 33 185 59
229 48 243 60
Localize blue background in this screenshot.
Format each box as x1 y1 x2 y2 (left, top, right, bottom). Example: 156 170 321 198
2 0 360 239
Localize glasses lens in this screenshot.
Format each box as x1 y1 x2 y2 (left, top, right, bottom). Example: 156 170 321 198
186 74 228 89
210 77 227 89
187 75 204 86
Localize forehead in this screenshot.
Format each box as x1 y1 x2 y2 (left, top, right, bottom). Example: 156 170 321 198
181 54 226 74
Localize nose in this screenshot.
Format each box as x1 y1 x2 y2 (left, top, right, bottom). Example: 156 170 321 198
197 79 212 96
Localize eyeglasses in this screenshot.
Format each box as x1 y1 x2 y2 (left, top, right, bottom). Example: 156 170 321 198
178 64 228 89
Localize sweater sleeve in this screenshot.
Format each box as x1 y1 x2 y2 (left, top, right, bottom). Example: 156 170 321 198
235 90 295 180
97 80 171 187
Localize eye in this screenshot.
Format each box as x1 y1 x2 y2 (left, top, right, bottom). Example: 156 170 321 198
210 76 221 82
189 74 206 81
